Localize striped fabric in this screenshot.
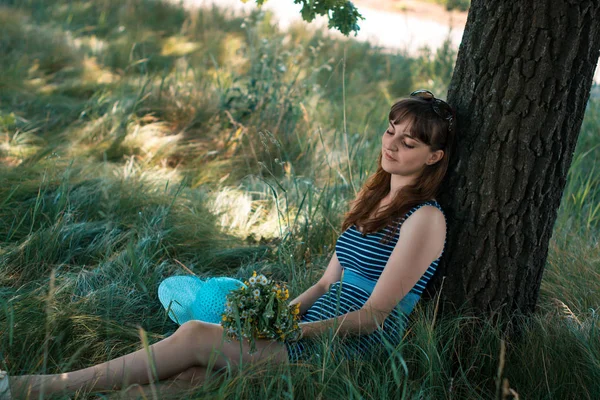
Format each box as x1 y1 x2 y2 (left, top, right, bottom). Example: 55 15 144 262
284 200 446 363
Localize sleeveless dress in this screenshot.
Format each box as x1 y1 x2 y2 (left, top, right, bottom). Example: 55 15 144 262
284 200 446 363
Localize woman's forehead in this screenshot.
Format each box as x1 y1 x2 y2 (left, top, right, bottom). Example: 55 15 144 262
388 118 427 142
388 119 414 131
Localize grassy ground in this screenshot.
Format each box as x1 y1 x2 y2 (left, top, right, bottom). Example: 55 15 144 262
0 0 598 399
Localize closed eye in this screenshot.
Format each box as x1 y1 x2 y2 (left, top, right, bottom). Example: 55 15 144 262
386 130 415 148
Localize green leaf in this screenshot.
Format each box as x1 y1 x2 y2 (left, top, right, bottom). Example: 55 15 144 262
250 0 363 36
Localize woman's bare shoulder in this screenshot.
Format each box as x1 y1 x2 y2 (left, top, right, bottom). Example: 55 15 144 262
399 204 446 257
403 203 446 228
400 204 446 241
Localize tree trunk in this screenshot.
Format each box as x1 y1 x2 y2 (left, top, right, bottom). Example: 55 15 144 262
430 0 600 315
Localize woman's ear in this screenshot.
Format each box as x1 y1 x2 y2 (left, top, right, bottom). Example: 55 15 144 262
427 150 444 165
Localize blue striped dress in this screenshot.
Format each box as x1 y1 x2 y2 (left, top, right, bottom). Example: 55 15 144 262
284 200 446 363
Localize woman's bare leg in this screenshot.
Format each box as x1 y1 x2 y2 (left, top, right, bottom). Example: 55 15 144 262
8 320 289 398
102 381 190 400
169 366 213 386
111 366 222 400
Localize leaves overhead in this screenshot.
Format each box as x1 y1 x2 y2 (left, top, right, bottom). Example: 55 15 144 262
251 0 364 36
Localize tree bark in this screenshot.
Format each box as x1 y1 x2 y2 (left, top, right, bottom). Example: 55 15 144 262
430 0 600 315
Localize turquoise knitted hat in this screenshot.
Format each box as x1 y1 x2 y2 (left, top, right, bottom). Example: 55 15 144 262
158 275 246 325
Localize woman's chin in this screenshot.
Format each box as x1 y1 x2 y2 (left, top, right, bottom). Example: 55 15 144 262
382 161 399 173
382 166 400 175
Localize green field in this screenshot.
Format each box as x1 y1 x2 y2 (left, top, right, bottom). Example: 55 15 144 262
0 0 599 398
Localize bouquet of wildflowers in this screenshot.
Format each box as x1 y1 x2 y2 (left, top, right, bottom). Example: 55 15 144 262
221 271 302 354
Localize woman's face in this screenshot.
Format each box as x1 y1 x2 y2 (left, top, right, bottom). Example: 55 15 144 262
381 119 443 178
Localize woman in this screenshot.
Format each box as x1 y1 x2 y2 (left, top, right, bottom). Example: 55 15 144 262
0 90 455 399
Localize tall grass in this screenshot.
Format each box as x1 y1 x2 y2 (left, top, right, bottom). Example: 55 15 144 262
0 0 598 399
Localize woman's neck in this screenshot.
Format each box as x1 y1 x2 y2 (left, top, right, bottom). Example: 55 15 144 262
389 174 416 198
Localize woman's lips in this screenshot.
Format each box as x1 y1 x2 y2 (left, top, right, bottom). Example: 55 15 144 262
384 149 396 161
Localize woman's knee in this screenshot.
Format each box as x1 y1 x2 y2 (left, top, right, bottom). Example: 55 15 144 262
171 320 226 366
174 320 203 340
174 320 221 343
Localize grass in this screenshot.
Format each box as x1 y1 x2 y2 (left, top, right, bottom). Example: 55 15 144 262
0 0 598 398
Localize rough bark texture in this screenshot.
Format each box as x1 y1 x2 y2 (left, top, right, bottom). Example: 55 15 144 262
429 0 600 315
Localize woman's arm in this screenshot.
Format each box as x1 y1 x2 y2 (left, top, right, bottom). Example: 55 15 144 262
288 283 328 316
288 252 344 316
299 308 376 339
289 254 375 339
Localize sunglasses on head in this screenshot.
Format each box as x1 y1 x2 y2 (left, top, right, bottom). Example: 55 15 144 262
410 89 455 134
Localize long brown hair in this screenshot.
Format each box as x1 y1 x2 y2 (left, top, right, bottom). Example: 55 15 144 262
341 96 456 244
